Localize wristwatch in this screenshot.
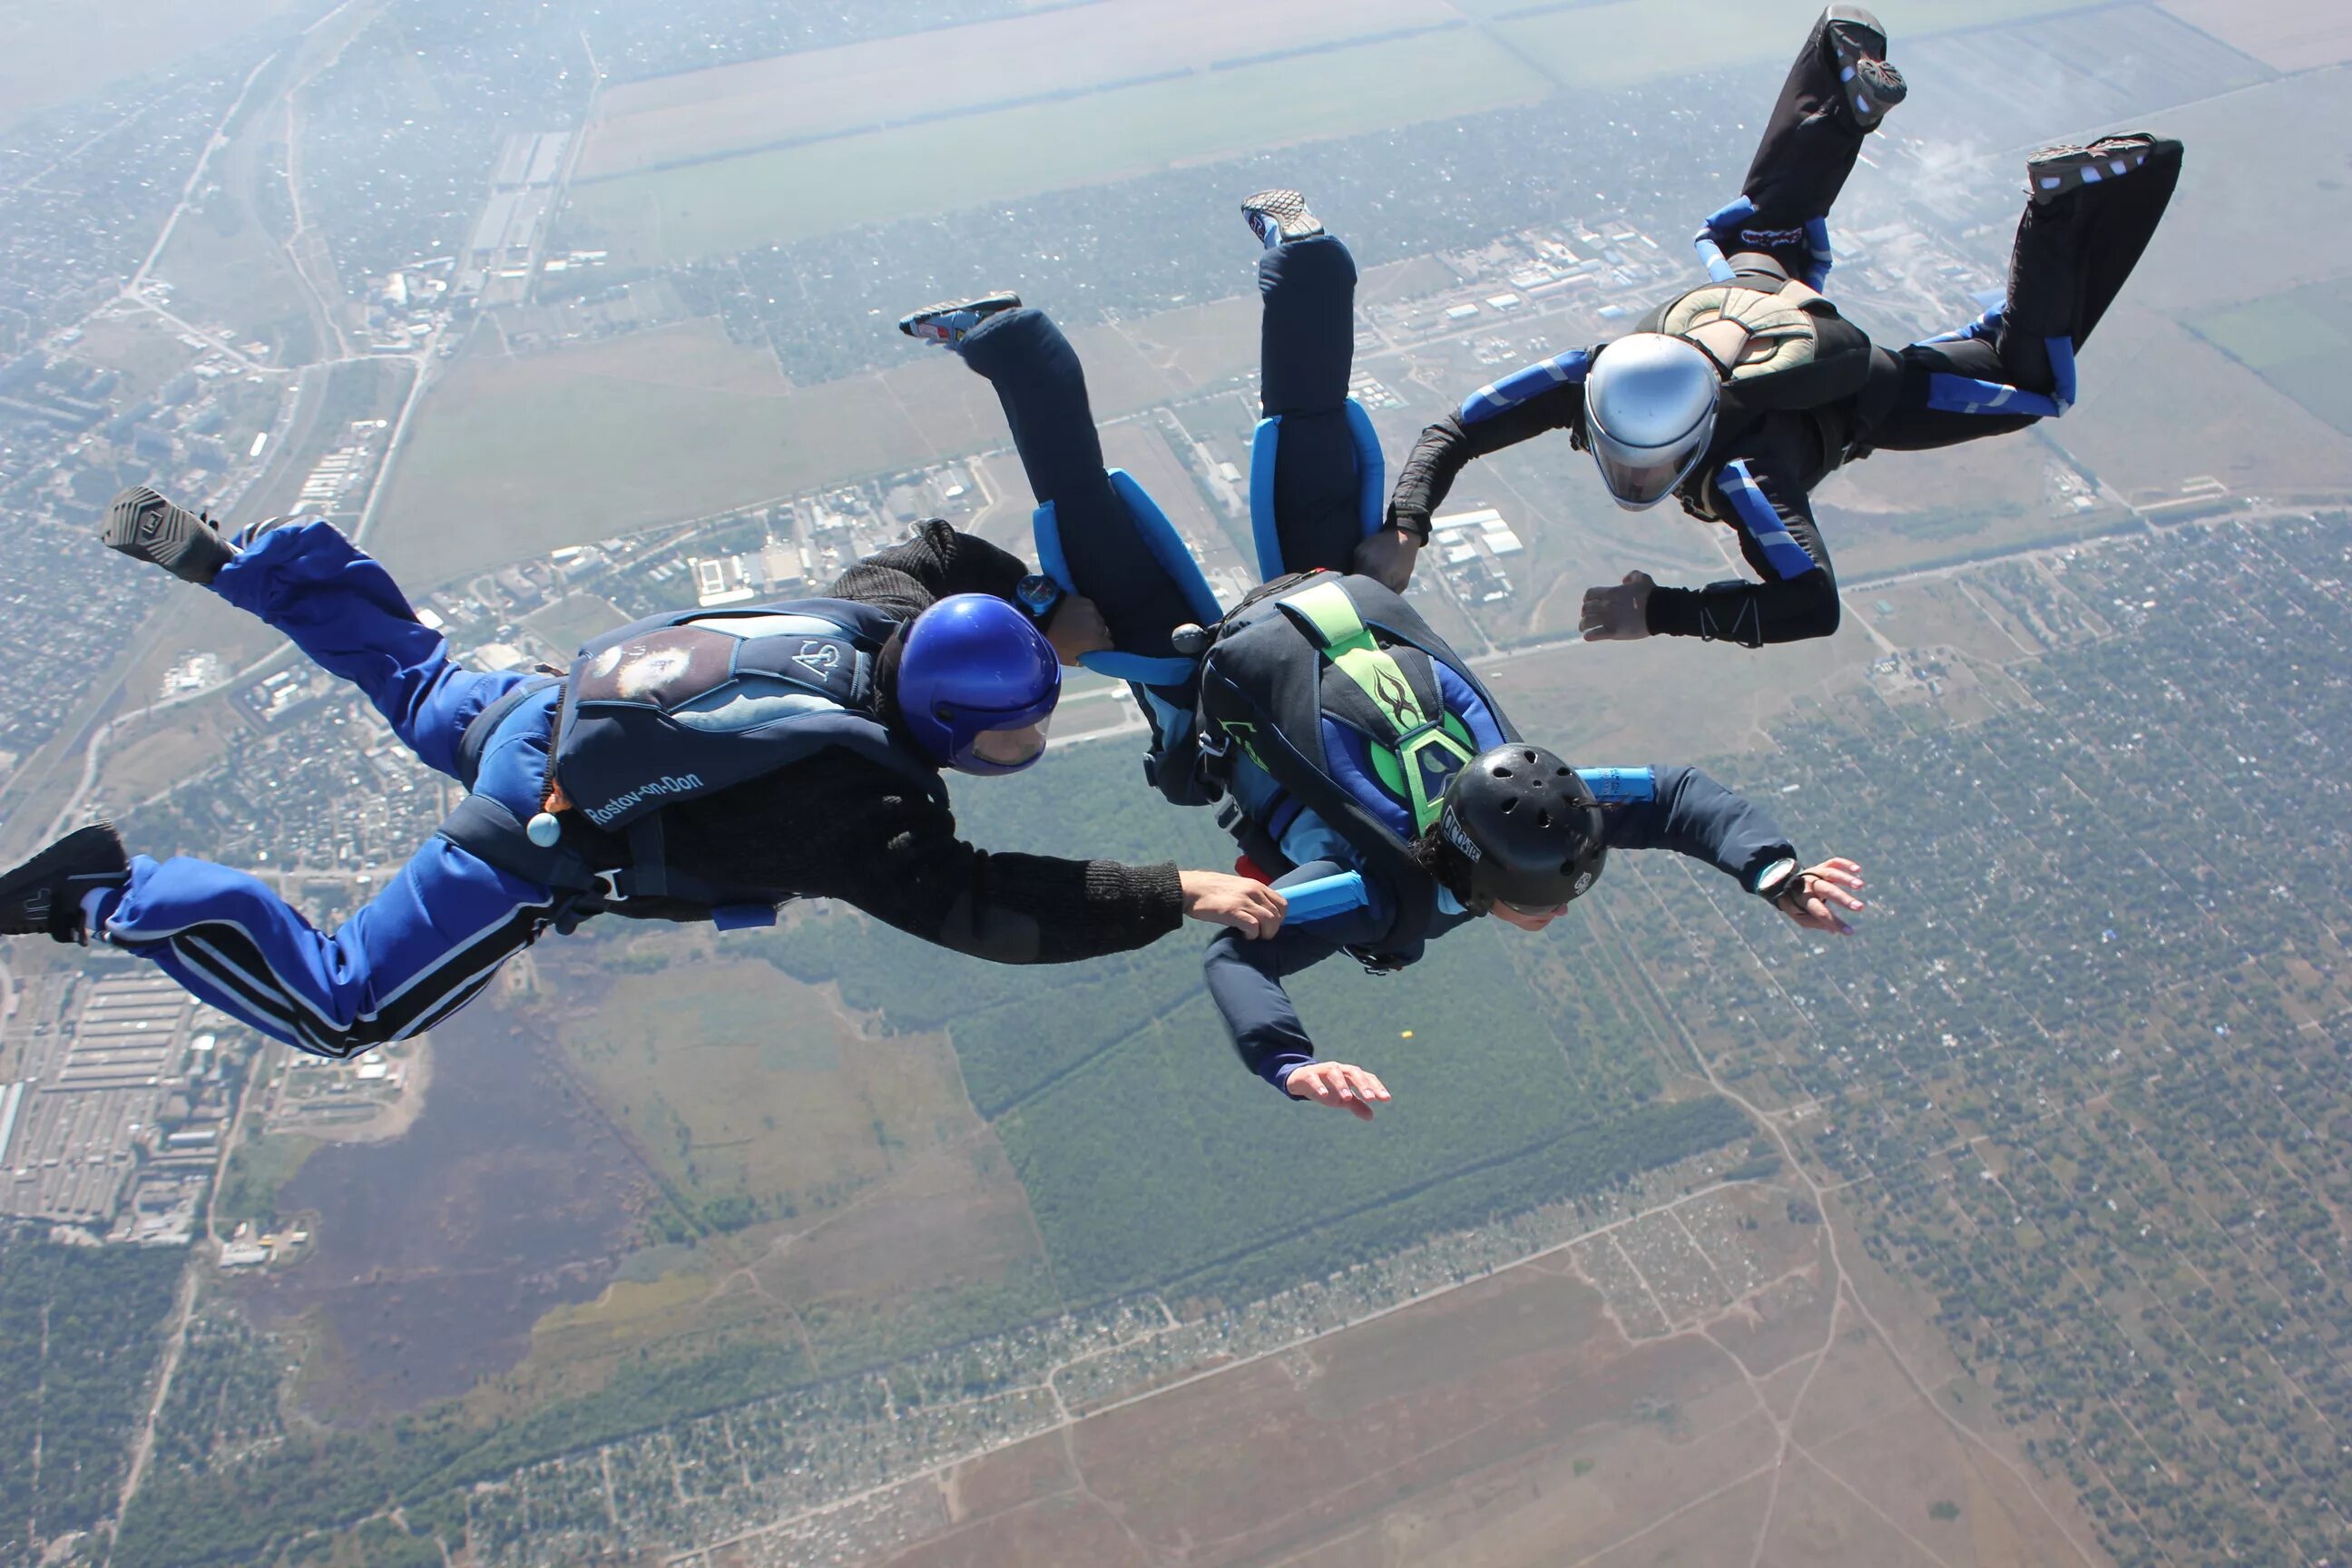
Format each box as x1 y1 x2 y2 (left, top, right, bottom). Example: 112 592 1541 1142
1751 856 1804 906
1014 573 1065 622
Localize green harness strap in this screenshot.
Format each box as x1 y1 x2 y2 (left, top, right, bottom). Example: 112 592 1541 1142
1279 580 1475 832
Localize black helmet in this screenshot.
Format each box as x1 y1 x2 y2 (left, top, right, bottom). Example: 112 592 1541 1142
1432 745 1606 914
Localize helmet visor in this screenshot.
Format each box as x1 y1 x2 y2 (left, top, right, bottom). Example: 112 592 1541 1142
1591 436 1706 510
963 712 1053 773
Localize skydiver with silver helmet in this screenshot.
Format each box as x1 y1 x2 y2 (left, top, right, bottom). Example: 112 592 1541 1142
1390 5 2181 650
0 491 1283 1061
902 193 1864 1121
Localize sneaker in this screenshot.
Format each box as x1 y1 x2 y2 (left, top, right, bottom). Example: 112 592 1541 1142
1821 6 1906 131
0 823 127 945
1240 189 1323 249
897 292 1022 347
2026 133 2168 205
103 485 236 584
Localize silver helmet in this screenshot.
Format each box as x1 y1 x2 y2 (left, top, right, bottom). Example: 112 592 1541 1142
1583 333 1720 510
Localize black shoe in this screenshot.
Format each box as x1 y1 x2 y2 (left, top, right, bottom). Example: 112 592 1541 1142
103 485 236 585
897 293 1023 347
1822 6 1906 131
1240 189 1324 249
2026 133 2171 205
0 824 128 945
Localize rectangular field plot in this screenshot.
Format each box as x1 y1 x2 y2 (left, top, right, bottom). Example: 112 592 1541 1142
559 29 1552 265
1492 0 2087 89
2157 0 2352 69
576 0 1464 179
2189 281 2352 436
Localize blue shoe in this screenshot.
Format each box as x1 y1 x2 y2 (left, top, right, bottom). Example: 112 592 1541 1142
1240 190 1323 250
2026 134 2169 205
103 485 236 584
1821 7 1905 131
898 292 1022 347
0 823 127 945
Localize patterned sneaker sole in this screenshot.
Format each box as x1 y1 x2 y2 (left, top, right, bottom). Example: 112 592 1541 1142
2028 137 2158 203
897 294 1022 345
1240 189 1322 245
102 485 233 583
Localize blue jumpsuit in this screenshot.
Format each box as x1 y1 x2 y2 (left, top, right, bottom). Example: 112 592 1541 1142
94 522 562 1057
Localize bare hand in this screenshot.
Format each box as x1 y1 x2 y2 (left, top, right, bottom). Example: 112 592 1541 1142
1351 526 1423 593
1180 869 1287 938
1044 595 1112 665
1580 572 1655 642
1286 1061 1391 1121
1775 858 1867 936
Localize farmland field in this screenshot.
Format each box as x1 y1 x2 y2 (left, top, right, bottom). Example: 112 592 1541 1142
2187 280 2352 436
726 1184 2099 1567
2155 0 2352 69
370 296 1272 583
559 28 1553 266
576 0 1465 181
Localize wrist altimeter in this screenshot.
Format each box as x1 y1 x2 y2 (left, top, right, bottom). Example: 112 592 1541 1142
1752 856 1807 909
1014 573 1065 622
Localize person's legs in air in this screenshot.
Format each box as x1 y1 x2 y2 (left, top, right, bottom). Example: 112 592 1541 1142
902 299 1198 657
1870 135 2182 454
903 296 1215 802
103 489 529 780
1244 191 1376 577
0 681 564 1054
1703 6 1905 286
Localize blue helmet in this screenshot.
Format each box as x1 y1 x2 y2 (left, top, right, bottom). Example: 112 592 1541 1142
896 593 1062 776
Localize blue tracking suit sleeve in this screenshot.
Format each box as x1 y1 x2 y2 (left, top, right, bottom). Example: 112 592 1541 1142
1206 769 1801 1098
1595 765 1799 888
1203 858 1403 1095
1646 441 1842 648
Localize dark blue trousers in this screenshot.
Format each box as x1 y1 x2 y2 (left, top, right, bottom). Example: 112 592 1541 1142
1257 233 1368 577
98 522 560 1058
956 232 1367 651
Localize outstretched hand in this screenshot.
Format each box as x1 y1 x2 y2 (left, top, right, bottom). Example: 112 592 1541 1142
1044 595 1112 665
1352 526 1423 593
1286 1061 1391 1121
1775 858 1867 936
1180 870 1287 939
1580 572 1655 642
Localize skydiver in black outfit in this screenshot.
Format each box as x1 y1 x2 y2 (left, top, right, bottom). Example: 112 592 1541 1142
1387 5 2183 650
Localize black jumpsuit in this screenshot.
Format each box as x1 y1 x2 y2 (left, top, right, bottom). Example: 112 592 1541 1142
1391 9 2182 648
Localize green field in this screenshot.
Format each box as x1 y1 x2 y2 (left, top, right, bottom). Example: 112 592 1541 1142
559 29 1553 265
1481 0 2082 83
371 302 1263 584
558 956 981 1226
2189 283 2352 436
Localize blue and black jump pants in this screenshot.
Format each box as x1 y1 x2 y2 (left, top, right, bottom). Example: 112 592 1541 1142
955 230 1369 652
95 522 562 1058
1708 8 2180 456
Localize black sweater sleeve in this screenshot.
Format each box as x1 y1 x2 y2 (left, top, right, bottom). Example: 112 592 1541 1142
828 518 1033 618
653 751 1184 963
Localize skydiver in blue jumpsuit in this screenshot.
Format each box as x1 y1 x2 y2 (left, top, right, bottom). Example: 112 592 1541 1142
0 494 1284 1059
903 194 1867 1120
1389 5 2183 651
